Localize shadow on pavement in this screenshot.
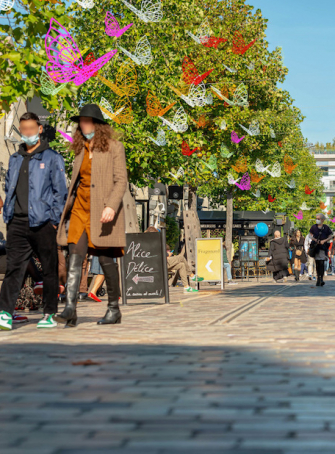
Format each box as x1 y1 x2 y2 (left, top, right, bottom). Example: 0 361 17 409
1 343 335 453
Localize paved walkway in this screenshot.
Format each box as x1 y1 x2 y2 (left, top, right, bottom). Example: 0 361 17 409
1 275 335 453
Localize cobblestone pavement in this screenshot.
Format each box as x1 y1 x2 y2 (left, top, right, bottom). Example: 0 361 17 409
2 275 335 453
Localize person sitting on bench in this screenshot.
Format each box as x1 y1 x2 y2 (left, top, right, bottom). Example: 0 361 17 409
166 245 203 293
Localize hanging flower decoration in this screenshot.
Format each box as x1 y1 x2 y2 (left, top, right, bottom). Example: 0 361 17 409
181 140 198 156
45 19 117 86
181 56 213 86
105 11 133 38
232 31 257 55
231 156 247 173
146 91 176 117
284 155 298 174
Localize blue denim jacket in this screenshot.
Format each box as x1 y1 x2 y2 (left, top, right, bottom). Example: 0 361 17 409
3 148 68 227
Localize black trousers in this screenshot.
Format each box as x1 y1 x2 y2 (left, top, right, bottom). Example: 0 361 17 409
315 260 325 278
69 231 120 299
0 218 59 315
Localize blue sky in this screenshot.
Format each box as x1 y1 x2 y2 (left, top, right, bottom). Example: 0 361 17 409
252 0 335 145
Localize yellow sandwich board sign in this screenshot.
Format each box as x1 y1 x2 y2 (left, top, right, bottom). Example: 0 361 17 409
196 238 223 289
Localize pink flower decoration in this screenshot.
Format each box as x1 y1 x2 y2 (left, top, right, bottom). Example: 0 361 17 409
58 130 73 143
45 18 117 86
235 172 251 191
293 211 303 220
231 131 245 144
105 12 133 38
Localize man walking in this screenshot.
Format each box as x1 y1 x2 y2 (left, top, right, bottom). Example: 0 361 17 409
0 112 67 330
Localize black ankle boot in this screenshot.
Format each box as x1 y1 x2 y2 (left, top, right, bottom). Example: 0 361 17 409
55 254 83 326
97 260 121 325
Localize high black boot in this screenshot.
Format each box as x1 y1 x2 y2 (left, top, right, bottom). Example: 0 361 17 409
97 259 121 325
294 270 300 282
54 254 83 327
316 276 321 286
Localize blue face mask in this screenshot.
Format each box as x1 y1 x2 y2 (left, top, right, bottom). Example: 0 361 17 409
21 133 40 146
83 131 95 140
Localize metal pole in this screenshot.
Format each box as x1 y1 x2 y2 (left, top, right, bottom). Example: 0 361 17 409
160 227 170 304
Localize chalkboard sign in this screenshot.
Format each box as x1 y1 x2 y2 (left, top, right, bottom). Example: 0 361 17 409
121 230 169 304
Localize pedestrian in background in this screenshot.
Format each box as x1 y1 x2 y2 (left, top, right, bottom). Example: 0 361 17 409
266 231 290 283
289 230 307 282
223 244 236 285
305 232 316 281
309 214 333 287
88 255 105 302
330 237 335 275
166 245 203 293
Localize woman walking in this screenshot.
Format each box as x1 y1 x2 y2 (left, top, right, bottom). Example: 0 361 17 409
309 214 333 287
289 229 307 282
266 230 290 283
55 104 127 326
88 256 105 303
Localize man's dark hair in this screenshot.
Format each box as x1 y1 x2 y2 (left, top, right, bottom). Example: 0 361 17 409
19 112 41 126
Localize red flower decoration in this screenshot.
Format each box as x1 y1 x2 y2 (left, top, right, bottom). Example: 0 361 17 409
182 56 213 86
182 140 198 156
232 32 257 55
305 185 315 195
200 36 227 49
268 195 276 203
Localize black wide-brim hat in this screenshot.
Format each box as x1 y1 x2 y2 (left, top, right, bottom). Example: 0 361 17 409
70 103 107 124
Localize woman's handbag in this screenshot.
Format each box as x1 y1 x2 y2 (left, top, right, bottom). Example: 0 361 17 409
308 241 319 258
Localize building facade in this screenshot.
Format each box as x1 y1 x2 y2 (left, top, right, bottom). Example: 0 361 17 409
312 148 335 210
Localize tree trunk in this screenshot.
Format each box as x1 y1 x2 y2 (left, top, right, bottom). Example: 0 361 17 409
226 190 233 264
188 186 197 211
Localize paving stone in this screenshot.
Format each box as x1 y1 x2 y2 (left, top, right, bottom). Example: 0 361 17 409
2 277 335 453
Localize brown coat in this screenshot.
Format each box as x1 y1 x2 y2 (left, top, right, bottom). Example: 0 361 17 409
57 140 127 248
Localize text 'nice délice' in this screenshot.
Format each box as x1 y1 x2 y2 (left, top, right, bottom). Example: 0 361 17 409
126 241 158 279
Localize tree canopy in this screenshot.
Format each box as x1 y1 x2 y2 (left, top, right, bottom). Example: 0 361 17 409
0 0 324 225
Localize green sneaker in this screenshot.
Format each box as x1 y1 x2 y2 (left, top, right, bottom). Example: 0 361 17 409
37 314 57 329
190 275 204 282
0 310 12 331
184 287 199 293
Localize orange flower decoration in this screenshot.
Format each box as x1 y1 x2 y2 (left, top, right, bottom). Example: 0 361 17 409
250 170 265 184
146 91 176 117
98 60 139 98
327 210 332 215
192 115 209 128
231 156 247 173
320 202 327 210
284 155 298 175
